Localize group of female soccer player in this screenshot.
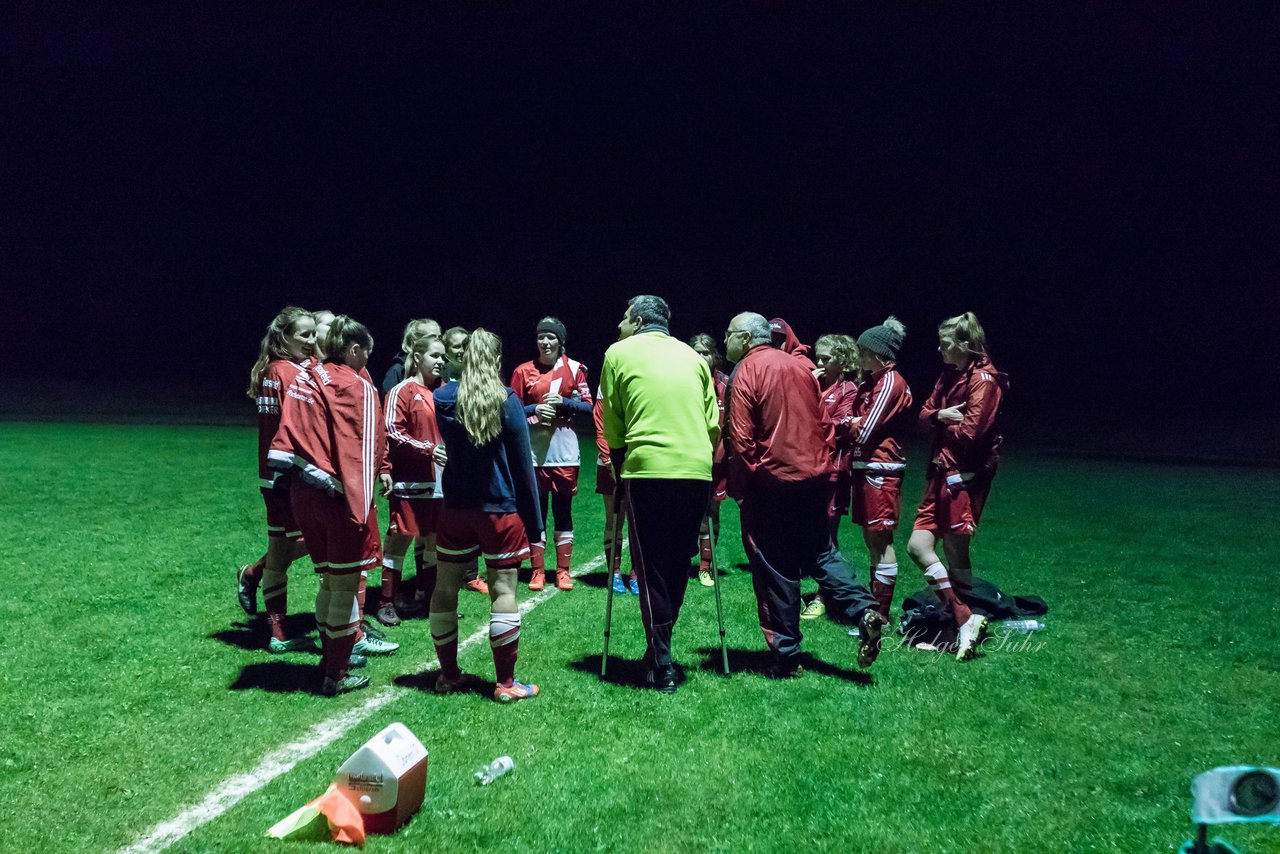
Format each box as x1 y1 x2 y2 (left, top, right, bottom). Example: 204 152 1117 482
236 303 1007 698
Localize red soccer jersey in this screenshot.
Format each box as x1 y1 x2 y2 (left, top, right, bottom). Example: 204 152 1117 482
817 376 857 473
384 377 445 492
256 359 311 488
849 364 913 470
269 361 389 526
725 345 830 494
918 356 1009 475
510 354 592 467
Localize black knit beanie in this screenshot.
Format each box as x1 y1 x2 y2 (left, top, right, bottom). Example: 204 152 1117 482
536 318 567 345
857 324 902 361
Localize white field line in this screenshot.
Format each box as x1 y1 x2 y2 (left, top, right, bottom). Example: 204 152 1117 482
119 551 614 854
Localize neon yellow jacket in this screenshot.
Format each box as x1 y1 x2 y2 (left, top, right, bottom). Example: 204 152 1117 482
600 331 719 480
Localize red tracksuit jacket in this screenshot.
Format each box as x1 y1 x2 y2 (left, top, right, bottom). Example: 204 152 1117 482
918 355 1009 476
255 359 311 489
726 345 830 496
383 377 444 493
269 361 389 526
849 364 913 472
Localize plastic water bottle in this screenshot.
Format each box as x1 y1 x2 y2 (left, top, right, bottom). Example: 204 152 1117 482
999 619 1045 633
474 755 514 785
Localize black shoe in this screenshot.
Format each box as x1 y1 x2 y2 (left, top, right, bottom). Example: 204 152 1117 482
348 653 368 669
644 664 678 694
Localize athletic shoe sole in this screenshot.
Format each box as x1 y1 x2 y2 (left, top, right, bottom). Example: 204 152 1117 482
236 565 257 615
956 614 989 661
857 611 887 668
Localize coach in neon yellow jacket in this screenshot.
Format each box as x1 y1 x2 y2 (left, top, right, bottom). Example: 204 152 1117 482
599 295 719 693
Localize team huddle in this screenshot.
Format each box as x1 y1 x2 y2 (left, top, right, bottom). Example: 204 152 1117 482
235 295 1008 699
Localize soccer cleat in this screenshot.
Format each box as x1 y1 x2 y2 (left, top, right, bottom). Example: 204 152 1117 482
800 596 826 620
644 665 678 694
374 603 401 627
698 568 714 588
628 576 639 595
360 619 388 641
857 610 888 668
463 577 490 595
555 569 574 591
493 680 540 703
322 674 370 697
612 573 628 594
353 634 399 656
434 671 473 695
268 636 316 654
236 565 258 615
763 660 804 679
348 653 368 669
955 613 989 661
528 569 546 591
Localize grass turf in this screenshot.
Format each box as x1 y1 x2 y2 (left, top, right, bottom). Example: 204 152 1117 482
1 422 1276 852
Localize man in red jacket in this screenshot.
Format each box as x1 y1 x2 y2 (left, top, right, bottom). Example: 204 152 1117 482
724 313 886 678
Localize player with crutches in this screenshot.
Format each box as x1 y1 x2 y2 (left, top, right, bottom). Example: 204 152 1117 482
597 295 720 693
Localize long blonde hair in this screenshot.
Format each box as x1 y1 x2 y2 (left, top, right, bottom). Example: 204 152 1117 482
456 328 505 446
400 318 440 373
939 312 987 355
247 306 313 398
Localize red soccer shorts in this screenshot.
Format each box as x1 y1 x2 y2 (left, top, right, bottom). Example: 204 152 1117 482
387 496 441 538
290 485 381 575
851 471 901 531
536 466 579 497
436 506 531 569
261 485 302 540
595 463 616 496
912 466 994 537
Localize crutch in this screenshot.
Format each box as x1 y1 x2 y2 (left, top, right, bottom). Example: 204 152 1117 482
600 483 626 679
706 511 730 675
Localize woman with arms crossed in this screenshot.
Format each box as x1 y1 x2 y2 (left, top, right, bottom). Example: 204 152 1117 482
907 312 1009 661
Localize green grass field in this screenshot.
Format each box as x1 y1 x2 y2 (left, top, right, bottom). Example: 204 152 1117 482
2 422 1277 853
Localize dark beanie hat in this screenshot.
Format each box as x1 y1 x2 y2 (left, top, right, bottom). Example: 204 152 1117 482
858 323 902 361
536 318 567 345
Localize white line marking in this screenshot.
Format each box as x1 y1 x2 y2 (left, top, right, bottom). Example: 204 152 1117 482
119 551 614 854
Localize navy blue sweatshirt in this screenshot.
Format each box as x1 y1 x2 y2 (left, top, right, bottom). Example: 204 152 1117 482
433 382 544 540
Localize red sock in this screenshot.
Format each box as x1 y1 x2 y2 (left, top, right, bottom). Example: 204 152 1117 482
698 534 713 571
325 632 358 681
530 541 545 572
490 613 521 688
380 568 400 602
924 562 972 625
266 612 287 642
243 555 266 584
555 536 573 572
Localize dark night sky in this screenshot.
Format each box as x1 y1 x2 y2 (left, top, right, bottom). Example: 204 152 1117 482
3 3 1276 430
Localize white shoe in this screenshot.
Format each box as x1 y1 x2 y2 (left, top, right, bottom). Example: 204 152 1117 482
955 614 988 661
353 634 399 656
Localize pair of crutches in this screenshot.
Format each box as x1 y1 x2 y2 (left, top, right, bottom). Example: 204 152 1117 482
600 484 730 678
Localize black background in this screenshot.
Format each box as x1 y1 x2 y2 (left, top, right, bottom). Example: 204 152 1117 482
3 3 1275 450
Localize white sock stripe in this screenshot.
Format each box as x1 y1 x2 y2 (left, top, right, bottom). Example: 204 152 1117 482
554 531 574 545
382 554 405 571
429 610 460 645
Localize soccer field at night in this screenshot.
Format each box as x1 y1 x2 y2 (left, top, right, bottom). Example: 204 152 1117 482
3 422 1275 853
